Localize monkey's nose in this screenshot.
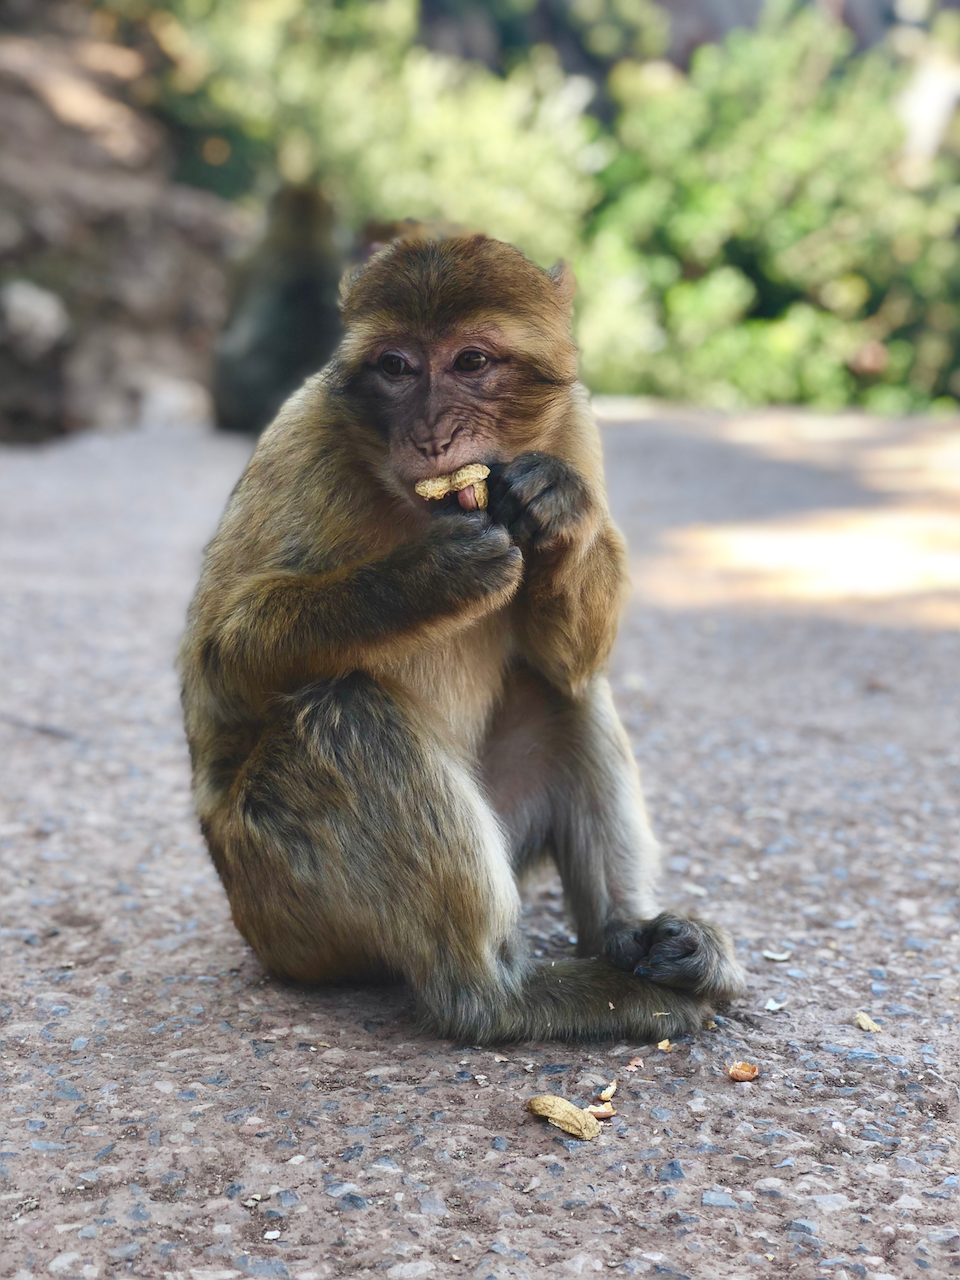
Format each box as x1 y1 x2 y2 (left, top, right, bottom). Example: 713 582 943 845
412 424 459 457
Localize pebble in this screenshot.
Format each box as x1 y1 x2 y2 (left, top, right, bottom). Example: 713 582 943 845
787 1219 819 1235
702 1191 738 1208
107 1244 140 1260
418 1195 447 1215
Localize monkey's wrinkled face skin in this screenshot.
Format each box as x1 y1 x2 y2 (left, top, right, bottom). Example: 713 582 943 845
346 325 563 492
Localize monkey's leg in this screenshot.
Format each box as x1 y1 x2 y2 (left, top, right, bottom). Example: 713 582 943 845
484 669 745 1007
212 673 718 1044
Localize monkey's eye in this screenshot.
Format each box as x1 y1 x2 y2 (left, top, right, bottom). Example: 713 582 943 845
379 353 412 377
454 349 488 373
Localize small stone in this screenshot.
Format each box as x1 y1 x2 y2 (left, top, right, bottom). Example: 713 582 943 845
418 1195 446 1215
846 1049 880 1064
491 1137 509 1151
323 1181 360 1198
107 1244 140 1260
233 1260 289 1279
386 1263 435 1279
702 1190 738 1208
337 1193 368 1211
809 1193 853 1212
48 1253 81 1274
659 1160 685 1181
787 1218 819 1235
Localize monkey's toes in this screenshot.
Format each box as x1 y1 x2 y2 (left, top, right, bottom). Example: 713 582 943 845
631 912 743 999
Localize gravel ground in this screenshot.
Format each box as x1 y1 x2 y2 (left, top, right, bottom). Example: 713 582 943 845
1 405 958 1280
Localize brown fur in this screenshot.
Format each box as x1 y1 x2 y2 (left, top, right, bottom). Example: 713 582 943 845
179 234 746 1043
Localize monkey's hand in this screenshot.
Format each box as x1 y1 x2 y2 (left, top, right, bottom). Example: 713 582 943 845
487 453 591 559
419 512 523 611
607 913 747 1003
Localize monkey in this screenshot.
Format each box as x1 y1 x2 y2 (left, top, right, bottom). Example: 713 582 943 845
179 233 746 1044
212 184 344 434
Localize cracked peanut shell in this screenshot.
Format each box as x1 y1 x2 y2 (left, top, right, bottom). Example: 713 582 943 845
525 1094 602 1140
415 463 490 509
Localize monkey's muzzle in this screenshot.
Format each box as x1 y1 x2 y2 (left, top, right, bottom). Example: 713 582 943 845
415 463 490 512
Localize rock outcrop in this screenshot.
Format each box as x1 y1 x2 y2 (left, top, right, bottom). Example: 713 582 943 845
0 8 249 441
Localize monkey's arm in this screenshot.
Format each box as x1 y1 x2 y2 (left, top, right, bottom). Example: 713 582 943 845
488 453 627 693
198 514 521 697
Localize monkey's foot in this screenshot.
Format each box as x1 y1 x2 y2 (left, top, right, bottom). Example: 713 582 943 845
606 912 746 1003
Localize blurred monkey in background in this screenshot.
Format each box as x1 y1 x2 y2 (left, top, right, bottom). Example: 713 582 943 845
213 184 343 434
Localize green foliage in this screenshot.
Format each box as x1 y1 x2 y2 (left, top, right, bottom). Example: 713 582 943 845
99 0 960 408
99 0 601 264
576 4 960 408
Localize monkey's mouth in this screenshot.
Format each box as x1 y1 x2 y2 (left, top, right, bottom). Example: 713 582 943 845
416 483 483 511
414 463 490 512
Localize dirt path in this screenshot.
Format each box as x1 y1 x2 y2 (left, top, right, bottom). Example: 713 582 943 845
1 407 958 1280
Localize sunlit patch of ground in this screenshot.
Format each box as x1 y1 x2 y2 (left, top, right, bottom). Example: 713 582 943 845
604 403 960 628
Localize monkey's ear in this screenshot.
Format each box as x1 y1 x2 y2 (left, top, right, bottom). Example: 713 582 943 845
339 264 366 307
547 260 577 308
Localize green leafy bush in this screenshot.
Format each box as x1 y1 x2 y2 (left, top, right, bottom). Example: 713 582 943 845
101 0 960 409
576 4 960 409
104 0 601 264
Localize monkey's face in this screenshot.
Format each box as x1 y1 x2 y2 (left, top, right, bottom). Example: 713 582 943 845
351 325 558 488
336 235 578 496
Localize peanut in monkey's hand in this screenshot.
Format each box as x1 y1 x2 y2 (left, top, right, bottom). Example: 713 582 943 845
486 452 590 555
415 463 490 511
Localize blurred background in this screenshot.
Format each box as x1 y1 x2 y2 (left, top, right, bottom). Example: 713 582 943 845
5 0 960 439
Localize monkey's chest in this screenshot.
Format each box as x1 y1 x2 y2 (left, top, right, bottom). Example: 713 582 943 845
377 612 513 753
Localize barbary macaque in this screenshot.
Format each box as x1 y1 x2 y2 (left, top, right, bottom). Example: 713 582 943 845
180 233 745 1042
213 184 343 434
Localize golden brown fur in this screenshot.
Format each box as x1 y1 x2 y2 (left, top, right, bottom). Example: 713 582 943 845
180 234 745 1042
